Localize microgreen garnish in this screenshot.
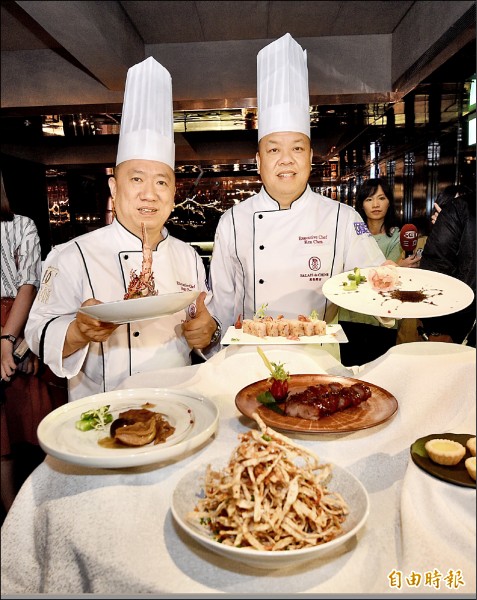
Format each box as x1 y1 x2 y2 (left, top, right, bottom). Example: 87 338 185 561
75 405 113 431
254 303 269 319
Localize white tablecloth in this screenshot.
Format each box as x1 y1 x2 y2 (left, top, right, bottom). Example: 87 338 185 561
1 343 475 595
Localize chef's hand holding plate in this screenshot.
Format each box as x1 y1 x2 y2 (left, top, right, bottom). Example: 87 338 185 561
182 291 218 350
64 299 119 358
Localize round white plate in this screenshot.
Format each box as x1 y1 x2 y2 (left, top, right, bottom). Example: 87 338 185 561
78 291 200 324
322 267 474 318
171 460 369 569
37 388 218 468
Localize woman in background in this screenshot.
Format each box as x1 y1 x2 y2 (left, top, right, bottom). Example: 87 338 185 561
338 178 420 366
1 172 66 520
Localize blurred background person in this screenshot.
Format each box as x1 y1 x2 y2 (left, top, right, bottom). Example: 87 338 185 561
431 183 473 225
418 191 475 347
338 178 420 366
1 172 67 520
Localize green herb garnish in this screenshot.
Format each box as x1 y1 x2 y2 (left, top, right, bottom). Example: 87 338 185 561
257 390 277 405
75 405 113 431
254 303 268 319
256 391 285 415
342 267 367 290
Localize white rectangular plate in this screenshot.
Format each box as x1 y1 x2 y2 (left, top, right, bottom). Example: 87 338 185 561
221 324 347 345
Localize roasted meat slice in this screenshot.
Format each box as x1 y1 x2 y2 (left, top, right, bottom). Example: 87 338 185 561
112 410 157 446
109 408 176 447
283 381 372 420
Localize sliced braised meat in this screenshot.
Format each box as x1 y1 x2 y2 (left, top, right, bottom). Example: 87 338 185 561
118 408 156 422
349 382 372 401
328 382 344 394
112 413 157 446
282 381 371 420
110 408 176 447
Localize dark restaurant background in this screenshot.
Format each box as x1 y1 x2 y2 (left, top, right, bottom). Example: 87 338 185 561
1 1 475 267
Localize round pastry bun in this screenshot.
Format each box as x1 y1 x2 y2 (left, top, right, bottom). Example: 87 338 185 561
424 439 466 466
465 457 476 480
466 437 476 457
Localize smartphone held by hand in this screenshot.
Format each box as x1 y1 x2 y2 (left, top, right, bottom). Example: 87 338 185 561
13 338 31 365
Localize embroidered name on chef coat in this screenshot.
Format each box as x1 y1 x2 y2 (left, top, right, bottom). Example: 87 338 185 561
176 280 196 292
37 267 59 304
298 234 328 245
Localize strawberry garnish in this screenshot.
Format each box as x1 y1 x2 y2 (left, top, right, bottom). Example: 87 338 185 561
257 346 290 403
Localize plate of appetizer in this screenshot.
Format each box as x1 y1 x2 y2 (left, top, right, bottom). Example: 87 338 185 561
410 433 476 488
235 374 398 434
322 266 474 318
37 387 218 468
222 307 348 345
221 323 347 345
78 290 200 324
234 347 397 434
171 414 370 569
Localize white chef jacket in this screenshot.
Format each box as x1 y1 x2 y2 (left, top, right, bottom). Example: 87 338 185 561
25 220 210 401
209 185 385 331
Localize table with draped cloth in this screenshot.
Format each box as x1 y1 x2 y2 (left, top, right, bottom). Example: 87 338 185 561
1 342 475 596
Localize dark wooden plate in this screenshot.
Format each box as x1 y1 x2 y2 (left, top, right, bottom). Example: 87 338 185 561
410 433 475 488
235 374 398 434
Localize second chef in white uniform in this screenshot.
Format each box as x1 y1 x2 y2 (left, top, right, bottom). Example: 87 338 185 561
25 57 219 401
209 34 386 341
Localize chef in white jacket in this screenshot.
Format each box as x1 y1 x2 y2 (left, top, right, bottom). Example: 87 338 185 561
25 57 219 401
208 33 386 349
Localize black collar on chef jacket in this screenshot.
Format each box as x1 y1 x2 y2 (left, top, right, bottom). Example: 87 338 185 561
262 184 308 210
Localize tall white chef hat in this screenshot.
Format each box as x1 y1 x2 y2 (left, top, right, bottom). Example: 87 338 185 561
116 56 175 169
257 33 310 141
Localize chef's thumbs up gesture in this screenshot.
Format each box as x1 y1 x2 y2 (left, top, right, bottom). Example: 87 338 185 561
182 291 219 350
63 298 119 358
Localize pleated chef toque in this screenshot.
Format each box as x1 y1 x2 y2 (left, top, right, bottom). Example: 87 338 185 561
116 56 175 169
257 33 310 141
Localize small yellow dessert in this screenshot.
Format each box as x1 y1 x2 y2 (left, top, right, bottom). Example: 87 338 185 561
465 457 476 480
425 439 466 466
466 437 476 457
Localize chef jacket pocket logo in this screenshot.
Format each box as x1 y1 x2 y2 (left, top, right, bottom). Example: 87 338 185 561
308 257 321 271
37 267 59 304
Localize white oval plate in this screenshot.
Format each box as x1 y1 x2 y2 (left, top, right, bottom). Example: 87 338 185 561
322 267 474 318
171 460 369 569
78 291 200 324
37 388 218 468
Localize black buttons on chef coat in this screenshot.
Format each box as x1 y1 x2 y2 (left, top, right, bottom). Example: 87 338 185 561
133 331 140 337
259 279 264 284
124 255 129 260
258 214 263 219
259 245 264 250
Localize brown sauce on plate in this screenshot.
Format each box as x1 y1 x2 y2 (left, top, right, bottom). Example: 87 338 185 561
378 288 442 307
